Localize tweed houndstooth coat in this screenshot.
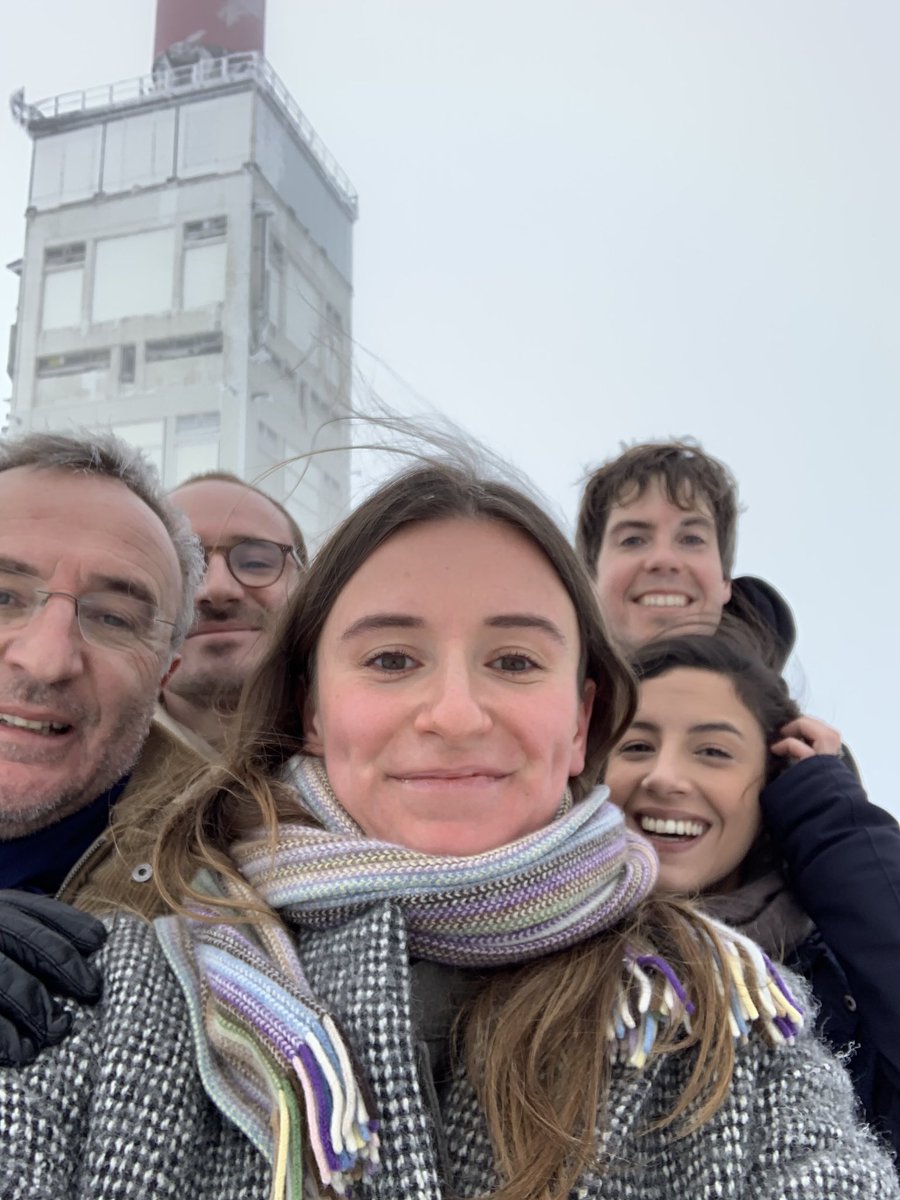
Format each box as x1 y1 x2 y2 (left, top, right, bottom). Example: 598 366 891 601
0 903 896 1200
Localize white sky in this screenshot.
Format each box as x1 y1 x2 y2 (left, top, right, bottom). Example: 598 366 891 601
1 1 897 814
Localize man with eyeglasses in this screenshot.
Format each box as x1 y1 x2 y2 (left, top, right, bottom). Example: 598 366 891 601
161 473 307 752
0 429 206 1067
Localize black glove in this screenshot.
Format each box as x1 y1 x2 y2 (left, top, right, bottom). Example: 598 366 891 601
0 891 107 1067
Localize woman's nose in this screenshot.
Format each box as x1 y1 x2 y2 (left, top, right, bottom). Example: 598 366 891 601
413 661 492 740
641 753 690 798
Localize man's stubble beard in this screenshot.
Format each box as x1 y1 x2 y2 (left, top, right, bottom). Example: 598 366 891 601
0 686 158 838
166 626 267 712
166 660 245 712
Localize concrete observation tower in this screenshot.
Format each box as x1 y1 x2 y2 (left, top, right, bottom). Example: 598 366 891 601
7 0 357 544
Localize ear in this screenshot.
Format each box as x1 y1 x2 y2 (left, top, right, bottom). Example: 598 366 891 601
569 678 596 776
302 687 324 756
721 576 732 604
159 654 181 691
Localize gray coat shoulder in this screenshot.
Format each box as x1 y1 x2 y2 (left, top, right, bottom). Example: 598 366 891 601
0 915 270 1200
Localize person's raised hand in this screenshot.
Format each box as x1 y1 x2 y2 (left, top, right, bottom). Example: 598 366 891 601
0 891 107 1066
770 715 843 763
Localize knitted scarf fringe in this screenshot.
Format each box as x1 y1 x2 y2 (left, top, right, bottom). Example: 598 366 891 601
158 886 380 1200
155 755 803 1200
613 923 804 1070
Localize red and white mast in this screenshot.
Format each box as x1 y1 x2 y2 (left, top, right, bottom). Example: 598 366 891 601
153 0 266 68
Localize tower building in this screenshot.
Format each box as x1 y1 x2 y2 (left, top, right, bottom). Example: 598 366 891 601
7 0 356 544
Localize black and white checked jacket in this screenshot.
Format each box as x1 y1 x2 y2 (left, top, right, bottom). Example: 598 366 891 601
0 904 896 1200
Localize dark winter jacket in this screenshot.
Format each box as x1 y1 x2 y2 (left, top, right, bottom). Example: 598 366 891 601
761 755 900 1157
0 718 203 916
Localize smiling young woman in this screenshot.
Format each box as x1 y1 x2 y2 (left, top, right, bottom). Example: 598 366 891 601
606 633 900 1158
605 664 768 895
1 465 896 1200
303 516 595 856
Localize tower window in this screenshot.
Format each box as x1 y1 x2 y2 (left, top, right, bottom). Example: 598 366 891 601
184 216 228 242
146 332 223 361
41 242 87 331
45 242 86 268
119 344 136 384
37 348 110 377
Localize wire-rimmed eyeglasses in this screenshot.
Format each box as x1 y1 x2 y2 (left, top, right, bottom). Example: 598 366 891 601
0 568 176 652
201 538 303 588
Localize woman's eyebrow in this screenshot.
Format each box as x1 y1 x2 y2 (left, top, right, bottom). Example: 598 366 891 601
690 722 744 737
485 614 566 644
627 719 743 737
340 612 567 643
340 613 424 640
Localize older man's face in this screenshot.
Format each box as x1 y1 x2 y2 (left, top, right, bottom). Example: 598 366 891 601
0 466 182 837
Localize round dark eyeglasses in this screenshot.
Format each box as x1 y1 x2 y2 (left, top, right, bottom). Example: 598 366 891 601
202 538 303 588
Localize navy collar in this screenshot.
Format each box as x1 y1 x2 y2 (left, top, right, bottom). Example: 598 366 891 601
0 776 129 894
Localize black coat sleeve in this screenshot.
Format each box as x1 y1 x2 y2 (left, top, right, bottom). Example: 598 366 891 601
760 756 900 1093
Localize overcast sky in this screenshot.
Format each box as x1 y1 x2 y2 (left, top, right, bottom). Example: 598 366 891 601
1 1 897 814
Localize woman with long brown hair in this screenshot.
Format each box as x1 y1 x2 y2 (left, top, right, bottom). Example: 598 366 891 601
0 461 895 1200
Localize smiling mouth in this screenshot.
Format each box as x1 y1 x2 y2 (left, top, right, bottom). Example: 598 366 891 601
639 815 708 841
637 594 691 608
393 770 507 785
0 712 72 736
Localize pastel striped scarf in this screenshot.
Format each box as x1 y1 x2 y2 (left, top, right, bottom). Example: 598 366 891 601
156 754 803 1200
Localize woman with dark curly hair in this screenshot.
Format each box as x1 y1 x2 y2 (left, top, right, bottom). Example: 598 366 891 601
606 633 900 1160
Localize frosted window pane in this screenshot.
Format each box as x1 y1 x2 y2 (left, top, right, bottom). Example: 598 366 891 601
254 99 353 284
177 94 251 177
174 439 218 482
92 229 175 322
103 110 175 194
285 489 318 534
183 242 227 309
284 264 318 353
258 421 280 457
110 420 164 476
176 412 220 435
284 469 319 528
41 268 83 330
325 340 342 388
31 128 102 208
267 262 283 329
